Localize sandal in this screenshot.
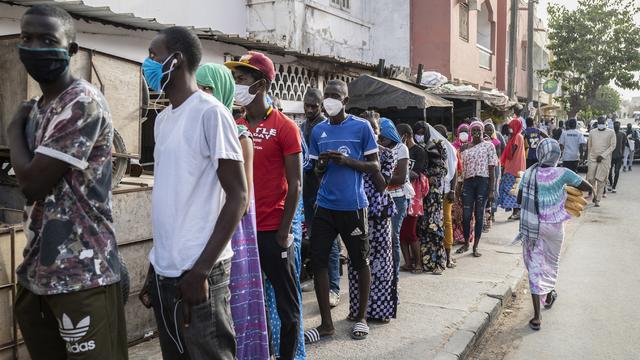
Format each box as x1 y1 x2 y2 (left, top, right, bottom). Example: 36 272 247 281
432 268 444 275
368 317 390 324
456 245 469 254
544 290 558 309
446 261 457 269
304 328 333 344
351 322 369 340
508 213 520 221
473 249 482 257
400 264 414 272
411 267 423 274
529 319 541 331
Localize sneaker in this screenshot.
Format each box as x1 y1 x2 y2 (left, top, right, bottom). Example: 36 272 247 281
301 280 315 293
329 291 340 307
611 188 617 193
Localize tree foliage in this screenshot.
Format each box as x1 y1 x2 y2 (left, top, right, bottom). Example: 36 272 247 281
544 0 640 116
590 85 621 116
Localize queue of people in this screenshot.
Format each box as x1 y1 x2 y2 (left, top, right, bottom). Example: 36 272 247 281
5 6 629 359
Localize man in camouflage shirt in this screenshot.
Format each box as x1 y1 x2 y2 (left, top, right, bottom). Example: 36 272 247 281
8 5 127 359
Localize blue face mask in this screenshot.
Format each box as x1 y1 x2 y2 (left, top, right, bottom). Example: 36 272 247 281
142 55 175 92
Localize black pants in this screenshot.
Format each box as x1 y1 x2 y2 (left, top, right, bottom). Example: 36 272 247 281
462 176 489 245
563 160 579 173
257 231 301 360
609 157 623 189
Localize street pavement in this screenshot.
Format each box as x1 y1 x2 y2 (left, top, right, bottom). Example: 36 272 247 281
130 208 525 360
475 167 640 360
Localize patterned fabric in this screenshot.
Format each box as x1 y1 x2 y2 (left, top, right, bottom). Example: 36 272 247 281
419 140 448 271
519 167 583 224
452 194 474 244
498 173 520 210
460 141 499 179
19 79 119 295
230 128 270 360
523 222 564 295
264 199 306 359
348 145 398 321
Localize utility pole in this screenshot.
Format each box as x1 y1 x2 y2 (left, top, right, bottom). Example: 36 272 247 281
526 0 535 116
507 0 518 100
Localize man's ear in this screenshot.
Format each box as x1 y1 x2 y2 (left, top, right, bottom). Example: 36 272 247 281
68 42 79 56
172 52 184 69
342 95 349 106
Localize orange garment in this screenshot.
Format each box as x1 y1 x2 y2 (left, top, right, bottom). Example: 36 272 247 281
503 133 526 176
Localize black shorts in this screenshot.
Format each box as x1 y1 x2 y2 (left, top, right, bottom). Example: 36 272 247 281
310 206 370 271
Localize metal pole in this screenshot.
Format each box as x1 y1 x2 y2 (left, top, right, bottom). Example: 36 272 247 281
507 0 518 99
377 59 385 77
416 64 424 85
526 0 535 115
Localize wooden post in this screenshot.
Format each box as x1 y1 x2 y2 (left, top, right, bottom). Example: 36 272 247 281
377 59 385 77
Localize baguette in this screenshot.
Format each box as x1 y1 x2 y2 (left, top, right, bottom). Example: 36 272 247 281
565 200 584 212
565 186 582 197
566 207 581 218
567 194 587 206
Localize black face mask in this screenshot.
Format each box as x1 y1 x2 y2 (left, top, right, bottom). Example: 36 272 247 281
18 46 70 83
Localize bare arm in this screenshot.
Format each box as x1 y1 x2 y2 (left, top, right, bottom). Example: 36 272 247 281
329 151 380 174
240 136 254 214
276 153 302 247
488 165 495 201
389 158 408 186
576 179 593 193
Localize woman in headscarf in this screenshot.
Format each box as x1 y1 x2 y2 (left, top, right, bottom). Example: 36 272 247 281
455 121 499 257
196 63 270 359
414 121 448 274
483 119 504 231
499 119 526 220
452 123 473 244
517 138 592 330
347 113 398 323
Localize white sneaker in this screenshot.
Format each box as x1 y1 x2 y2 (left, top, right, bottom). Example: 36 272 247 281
329 291 340 307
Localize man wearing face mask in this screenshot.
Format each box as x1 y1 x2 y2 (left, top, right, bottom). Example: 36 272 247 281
226 52 303 359
587 116 617 206
304 80 380 343
138 27 248 360
9 5 127 359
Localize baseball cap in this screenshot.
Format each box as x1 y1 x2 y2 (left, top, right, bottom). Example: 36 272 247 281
224 51 276 82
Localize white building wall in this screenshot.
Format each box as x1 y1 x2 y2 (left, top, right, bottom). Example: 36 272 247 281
368 0 410 67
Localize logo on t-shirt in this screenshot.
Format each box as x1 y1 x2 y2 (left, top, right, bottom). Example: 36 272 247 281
321 131 328 138
253 127 278 140
338 145 351 156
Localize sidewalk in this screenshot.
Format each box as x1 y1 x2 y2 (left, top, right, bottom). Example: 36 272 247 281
129 212 524 360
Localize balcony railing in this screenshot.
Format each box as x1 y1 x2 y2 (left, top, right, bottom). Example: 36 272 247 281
477 44 492 70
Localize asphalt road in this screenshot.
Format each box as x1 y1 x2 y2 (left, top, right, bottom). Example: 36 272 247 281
472 166 640 360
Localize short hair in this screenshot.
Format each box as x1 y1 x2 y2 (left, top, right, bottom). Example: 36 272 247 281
526 117 534 127
24 5 76 42
396 123 413 137
159 26 202 72
566 118 577 129
303 88 323 104
614 120 621 126
325 79 348 97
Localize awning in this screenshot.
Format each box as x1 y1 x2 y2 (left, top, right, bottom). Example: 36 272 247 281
347 75 453 110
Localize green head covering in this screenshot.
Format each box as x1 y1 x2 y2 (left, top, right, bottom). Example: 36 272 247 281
196 63 235 111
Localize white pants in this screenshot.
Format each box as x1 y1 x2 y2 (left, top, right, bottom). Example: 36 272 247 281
624 147 633 169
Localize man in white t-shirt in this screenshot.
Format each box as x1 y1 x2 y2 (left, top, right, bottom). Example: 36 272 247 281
139 27 247 360
559 118 587 172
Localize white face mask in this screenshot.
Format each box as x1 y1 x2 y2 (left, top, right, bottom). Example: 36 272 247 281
323 98 344 117
234 83 258 106
459 132 469 143
415 134 425 143
597 124 606 130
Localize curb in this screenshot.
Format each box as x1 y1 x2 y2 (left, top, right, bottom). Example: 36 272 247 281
434 267 525 360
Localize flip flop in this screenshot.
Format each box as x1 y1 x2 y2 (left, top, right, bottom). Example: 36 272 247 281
529 319 541 331
456 245 469 254
473 249 482 257
304 328 332 344
351 322 369 340
544 290 558 309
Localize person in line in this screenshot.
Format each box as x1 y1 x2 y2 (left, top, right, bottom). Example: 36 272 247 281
226 51 303 359
456 121 498 257
552 120 564 141
434 124 458 269
139 27 247 360
377 116 410 281
304 80 379 342
607 121 627 193
499 119 526 220
397 124 428 273
517 138 592 331
414 121 449 274
10 5 127 359
452 123 472 244
301 88 342 308
196 63 270 359
483 120 503 232
347 114 398 324
586 116 617 207
558 118 586 173
524 117 547 169
623 123 636 172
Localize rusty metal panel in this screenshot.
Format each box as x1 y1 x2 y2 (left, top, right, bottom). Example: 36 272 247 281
0 38 27 148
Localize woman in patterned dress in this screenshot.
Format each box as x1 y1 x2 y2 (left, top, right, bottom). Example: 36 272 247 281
347 113 398 323
414 121 449 275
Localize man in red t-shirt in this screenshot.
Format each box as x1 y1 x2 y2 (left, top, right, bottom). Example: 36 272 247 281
226 52 302 360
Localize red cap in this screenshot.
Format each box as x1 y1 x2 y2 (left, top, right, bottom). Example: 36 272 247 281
224 51 276 81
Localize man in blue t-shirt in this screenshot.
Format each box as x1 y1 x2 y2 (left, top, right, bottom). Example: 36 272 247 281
524 117 548 168
304 79 380 343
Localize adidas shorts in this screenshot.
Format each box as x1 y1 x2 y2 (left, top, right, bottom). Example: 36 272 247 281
310 206 370 271
15 282 128 360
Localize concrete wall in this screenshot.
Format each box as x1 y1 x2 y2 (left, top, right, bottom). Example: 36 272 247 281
369 0 411 67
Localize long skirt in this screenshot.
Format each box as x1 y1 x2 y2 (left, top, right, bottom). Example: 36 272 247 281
523 222 564 296
264 199 306 359
230 200 270 360
498 173 520 209
452 193 474 244
348 217 398 321
418 188 447 271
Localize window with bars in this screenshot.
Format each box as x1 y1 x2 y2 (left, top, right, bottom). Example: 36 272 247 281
331 0 350 10
459 3 469 42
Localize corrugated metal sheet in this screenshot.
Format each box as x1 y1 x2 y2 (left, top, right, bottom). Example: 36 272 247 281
2 0 377 70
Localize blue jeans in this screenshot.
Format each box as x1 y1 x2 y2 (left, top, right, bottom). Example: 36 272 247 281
462 177 489 246
391 196 408 278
